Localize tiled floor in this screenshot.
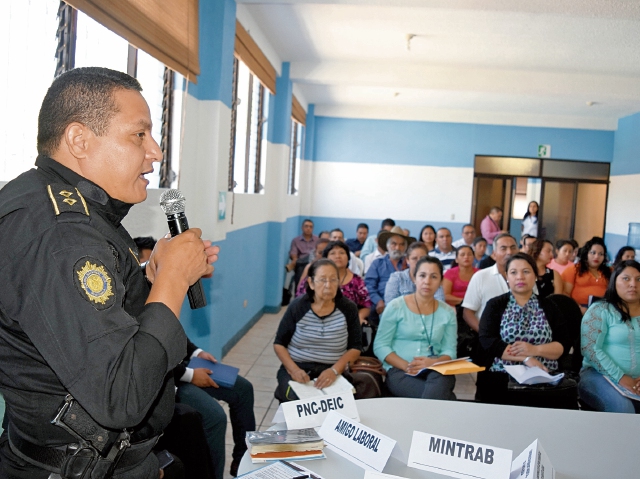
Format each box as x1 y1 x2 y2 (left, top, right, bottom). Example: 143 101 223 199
218 307 478 479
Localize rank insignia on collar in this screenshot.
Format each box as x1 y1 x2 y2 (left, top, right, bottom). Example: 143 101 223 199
74 258 115 309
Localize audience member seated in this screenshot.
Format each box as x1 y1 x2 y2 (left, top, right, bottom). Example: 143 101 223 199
521 201 539 237
562 236 611 313
443 246 479 358
480 206 507 252
385 242 445 304
472 236 489 268
330 228 364 276
286 219 318 290
274 259 362 402
477 253 573 408
452 224 476 249
579 260 640 413
319 241 372 324
569 239 580 263
365 226 411 326
374 257 457 400
318 230 330 239
363 230 385 274
134 236 155 263
547 239 575 275
530 239 563 300
461 234 518 366
429 227 457 271
419 224 437 253
175 340 255 478
614 246 636 266
295 238 331 293
520 234 537 255
346 223 369 257
361 218 395 262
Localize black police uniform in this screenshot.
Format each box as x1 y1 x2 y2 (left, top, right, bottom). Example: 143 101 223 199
0 156 187 478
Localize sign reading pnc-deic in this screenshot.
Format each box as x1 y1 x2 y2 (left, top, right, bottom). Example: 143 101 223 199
408 431 513 479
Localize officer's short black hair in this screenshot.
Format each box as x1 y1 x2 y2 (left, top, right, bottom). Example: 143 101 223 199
38 67 142 157
134 236 157 251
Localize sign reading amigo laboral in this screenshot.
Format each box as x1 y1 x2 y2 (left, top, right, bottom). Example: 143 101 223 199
282 391 359 429
408 431 513 479
318 411 397 472
510 439 555 479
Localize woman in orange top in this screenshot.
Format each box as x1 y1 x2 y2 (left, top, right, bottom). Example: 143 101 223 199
562 236 611 313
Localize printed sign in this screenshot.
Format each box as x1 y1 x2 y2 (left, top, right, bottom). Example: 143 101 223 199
282 392 359 430
408 431 512 479
218 191 226 220
537 144 551 158
510 439 555 479
318 411 397 472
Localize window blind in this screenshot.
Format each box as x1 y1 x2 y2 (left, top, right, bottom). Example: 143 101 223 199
234 20 276 95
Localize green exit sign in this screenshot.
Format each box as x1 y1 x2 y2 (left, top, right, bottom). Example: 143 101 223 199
538 144 551 158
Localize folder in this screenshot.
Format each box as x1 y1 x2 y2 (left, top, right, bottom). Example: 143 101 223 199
188 357 240 388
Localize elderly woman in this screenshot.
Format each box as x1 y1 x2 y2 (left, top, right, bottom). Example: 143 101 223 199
529 239 563 300
562 236 611 313
274 259 362 402
385 242 445 304
478 253 572 407
579 260 640 413
374 257 457 400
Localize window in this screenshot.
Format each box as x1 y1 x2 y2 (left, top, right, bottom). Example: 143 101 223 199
288 120 304 195
0 0 59 181
1 2 181 187
228 57 269 194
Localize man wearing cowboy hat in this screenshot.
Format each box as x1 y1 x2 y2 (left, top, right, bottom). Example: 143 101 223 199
364 226 414 327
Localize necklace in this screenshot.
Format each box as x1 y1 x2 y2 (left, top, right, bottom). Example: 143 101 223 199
339 268 348 286
414 293 435 356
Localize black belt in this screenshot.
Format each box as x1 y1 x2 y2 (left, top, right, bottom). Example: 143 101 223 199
8 427 159 473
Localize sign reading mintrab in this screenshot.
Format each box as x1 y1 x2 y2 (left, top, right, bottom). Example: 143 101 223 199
408 431 513 479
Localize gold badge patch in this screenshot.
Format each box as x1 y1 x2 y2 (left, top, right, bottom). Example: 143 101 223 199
76 260 114 306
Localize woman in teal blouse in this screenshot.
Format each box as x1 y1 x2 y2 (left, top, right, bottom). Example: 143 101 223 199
580 260 640 413
374 256 457 399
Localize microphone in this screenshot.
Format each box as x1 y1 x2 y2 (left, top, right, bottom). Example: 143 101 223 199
159 189 207 309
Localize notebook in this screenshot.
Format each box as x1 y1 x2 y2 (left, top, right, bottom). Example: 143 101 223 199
187 357 240 388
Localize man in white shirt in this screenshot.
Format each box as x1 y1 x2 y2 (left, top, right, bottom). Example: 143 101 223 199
452 224 476 249
461 233 518 332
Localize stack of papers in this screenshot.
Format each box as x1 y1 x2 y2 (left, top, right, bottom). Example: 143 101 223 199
246 428 326 463
288 375 356 399
238 460 325 478
503 365 564 385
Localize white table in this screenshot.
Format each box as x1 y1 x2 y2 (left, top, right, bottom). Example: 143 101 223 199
239 397 640 479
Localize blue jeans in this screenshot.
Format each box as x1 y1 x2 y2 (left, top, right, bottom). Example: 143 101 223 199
386 367 456 400
579 368 640 414
177 376 255 479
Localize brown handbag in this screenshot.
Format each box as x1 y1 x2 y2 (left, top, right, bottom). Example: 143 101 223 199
344 357 386 399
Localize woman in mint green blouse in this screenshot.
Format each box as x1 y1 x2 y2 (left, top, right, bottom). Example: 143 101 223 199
374 257 457 400
580 260 640 413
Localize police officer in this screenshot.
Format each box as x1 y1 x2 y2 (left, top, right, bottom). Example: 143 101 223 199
0 67 218 478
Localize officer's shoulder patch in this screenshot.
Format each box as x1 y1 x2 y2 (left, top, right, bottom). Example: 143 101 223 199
47 184 90 217
73 257 116 310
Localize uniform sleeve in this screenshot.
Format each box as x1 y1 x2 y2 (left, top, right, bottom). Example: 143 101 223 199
461 271 483 312
438 303 458 359
0 222 186 430
384 272 401 304
561 264 578 286
373 298 402 363
478 296 509 361
365 260 383 304
340 298 363 351
274 297 306 347
581 303 625 382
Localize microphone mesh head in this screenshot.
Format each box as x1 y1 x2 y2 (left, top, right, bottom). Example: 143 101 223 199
159 189 186 215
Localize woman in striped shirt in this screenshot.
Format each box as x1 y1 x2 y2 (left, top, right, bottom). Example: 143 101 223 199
274 259 362 402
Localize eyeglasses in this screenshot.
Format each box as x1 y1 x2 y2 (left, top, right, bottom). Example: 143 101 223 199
313 278 340 285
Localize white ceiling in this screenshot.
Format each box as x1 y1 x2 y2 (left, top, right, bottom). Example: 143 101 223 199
238 0 640 129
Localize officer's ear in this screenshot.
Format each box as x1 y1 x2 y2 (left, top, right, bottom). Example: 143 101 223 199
63 122 92 160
